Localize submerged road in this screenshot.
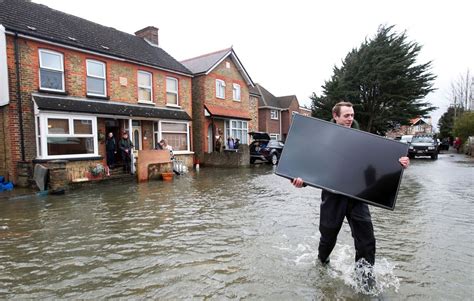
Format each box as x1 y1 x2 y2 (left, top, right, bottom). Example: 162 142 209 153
0 151 472 299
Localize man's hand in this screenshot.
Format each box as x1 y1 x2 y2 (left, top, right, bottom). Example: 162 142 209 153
291 177 304 188
399 156 410 169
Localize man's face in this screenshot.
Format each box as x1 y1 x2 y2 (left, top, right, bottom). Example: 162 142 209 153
333 106 354 128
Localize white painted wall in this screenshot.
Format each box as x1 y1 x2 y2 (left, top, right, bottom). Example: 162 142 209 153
0 25 10 106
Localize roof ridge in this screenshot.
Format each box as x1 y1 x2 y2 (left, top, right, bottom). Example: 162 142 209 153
180 47 232 62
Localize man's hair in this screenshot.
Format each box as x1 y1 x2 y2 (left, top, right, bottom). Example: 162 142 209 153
332 101 353 116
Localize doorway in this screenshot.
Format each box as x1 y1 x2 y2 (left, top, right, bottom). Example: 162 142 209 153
207 124 213 153
105 119 120 165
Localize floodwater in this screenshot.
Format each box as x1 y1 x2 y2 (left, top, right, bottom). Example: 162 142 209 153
0 152 473 299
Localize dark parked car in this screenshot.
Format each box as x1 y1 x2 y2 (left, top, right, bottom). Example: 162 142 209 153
408 135 439 160
249 132 284 165
438 138 450 152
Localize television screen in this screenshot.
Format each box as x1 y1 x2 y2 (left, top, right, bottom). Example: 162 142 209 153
275 114 409 210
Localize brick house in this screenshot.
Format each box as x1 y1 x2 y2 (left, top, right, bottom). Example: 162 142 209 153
0 0 194 185
181 47 258 162
385 116 434 138
254 84 309 141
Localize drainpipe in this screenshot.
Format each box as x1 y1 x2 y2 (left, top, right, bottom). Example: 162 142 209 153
279 109 282 140
14 33 25 161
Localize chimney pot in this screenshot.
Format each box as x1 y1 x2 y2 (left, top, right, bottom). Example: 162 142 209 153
135 26 159 46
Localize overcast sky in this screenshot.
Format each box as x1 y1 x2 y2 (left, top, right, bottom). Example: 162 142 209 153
33 0 473 127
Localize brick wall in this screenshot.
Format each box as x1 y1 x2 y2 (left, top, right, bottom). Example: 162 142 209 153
282 98 300 137
191 58 257 159
1 36 192 183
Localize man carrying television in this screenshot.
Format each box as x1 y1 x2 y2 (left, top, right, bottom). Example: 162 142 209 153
292 101 410 271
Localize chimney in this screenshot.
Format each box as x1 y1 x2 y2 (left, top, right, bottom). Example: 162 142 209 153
135 26 159 47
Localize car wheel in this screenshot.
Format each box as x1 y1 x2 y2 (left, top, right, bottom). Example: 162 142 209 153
271 153 279 165
250 158 256 164
431 153 438 160
408 154 415 159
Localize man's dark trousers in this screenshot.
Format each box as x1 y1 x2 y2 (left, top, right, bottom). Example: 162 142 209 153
318 190 376 265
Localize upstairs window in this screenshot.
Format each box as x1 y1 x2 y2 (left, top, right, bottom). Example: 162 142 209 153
86 60 106 97
233 83 241 101
216 79 225 99
271 110 279 120
138 71 153 102
166 77 179 106
39 49 64 92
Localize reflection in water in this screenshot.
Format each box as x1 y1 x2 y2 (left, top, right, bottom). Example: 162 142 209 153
0 154 472 299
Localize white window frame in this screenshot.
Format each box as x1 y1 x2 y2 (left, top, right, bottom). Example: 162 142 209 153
36 113 98 159
157 120 190 153
233 83 241 101
270 134 280 141
216 79 226 99
38 49 65 92
86 59 107 97
225 119 249 144
166 77 179 107
270 109 279 120
138 70 153 103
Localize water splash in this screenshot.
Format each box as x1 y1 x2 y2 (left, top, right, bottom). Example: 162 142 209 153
327 245 400 296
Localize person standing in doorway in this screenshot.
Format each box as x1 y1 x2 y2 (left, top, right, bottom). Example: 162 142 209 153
119 132 134 174
292 101 410 271
105 132 117 169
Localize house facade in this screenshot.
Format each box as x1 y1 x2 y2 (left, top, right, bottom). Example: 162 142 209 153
0 0 194 185
255 84 308 141
386 117 434 138
181 48 258 162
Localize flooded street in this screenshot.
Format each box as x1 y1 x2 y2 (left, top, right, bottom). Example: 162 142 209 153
0 152 473 299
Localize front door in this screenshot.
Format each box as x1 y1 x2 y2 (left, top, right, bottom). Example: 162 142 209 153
207 124 213 153
132 125 142 150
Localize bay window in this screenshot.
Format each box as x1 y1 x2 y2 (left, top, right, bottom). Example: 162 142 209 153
36 113 98 159
225 119 248 144
155 121 190 152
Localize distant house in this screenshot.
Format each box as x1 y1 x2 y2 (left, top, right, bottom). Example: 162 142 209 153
181 47 258 162
386 117 434 138
0 0 194 184
254 84 309 141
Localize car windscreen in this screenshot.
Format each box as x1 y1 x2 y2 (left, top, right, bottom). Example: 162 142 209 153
412 137 434 143
268 140 283 147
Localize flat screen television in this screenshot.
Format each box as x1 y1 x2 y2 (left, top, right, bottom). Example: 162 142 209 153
275 114 409 210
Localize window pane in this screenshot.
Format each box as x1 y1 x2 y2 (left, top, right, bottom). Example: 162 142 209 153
74 119 92 134
167 78 177 92
41 51 62 70
47 137 94 155
139 88 152 101
87 77 105 95
166 92 178 105
139 72 151 86
87 61 105 77
162 122 187 132
48 118 69 134
153 122 159 132
162 133 187 151
40 69 63 90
